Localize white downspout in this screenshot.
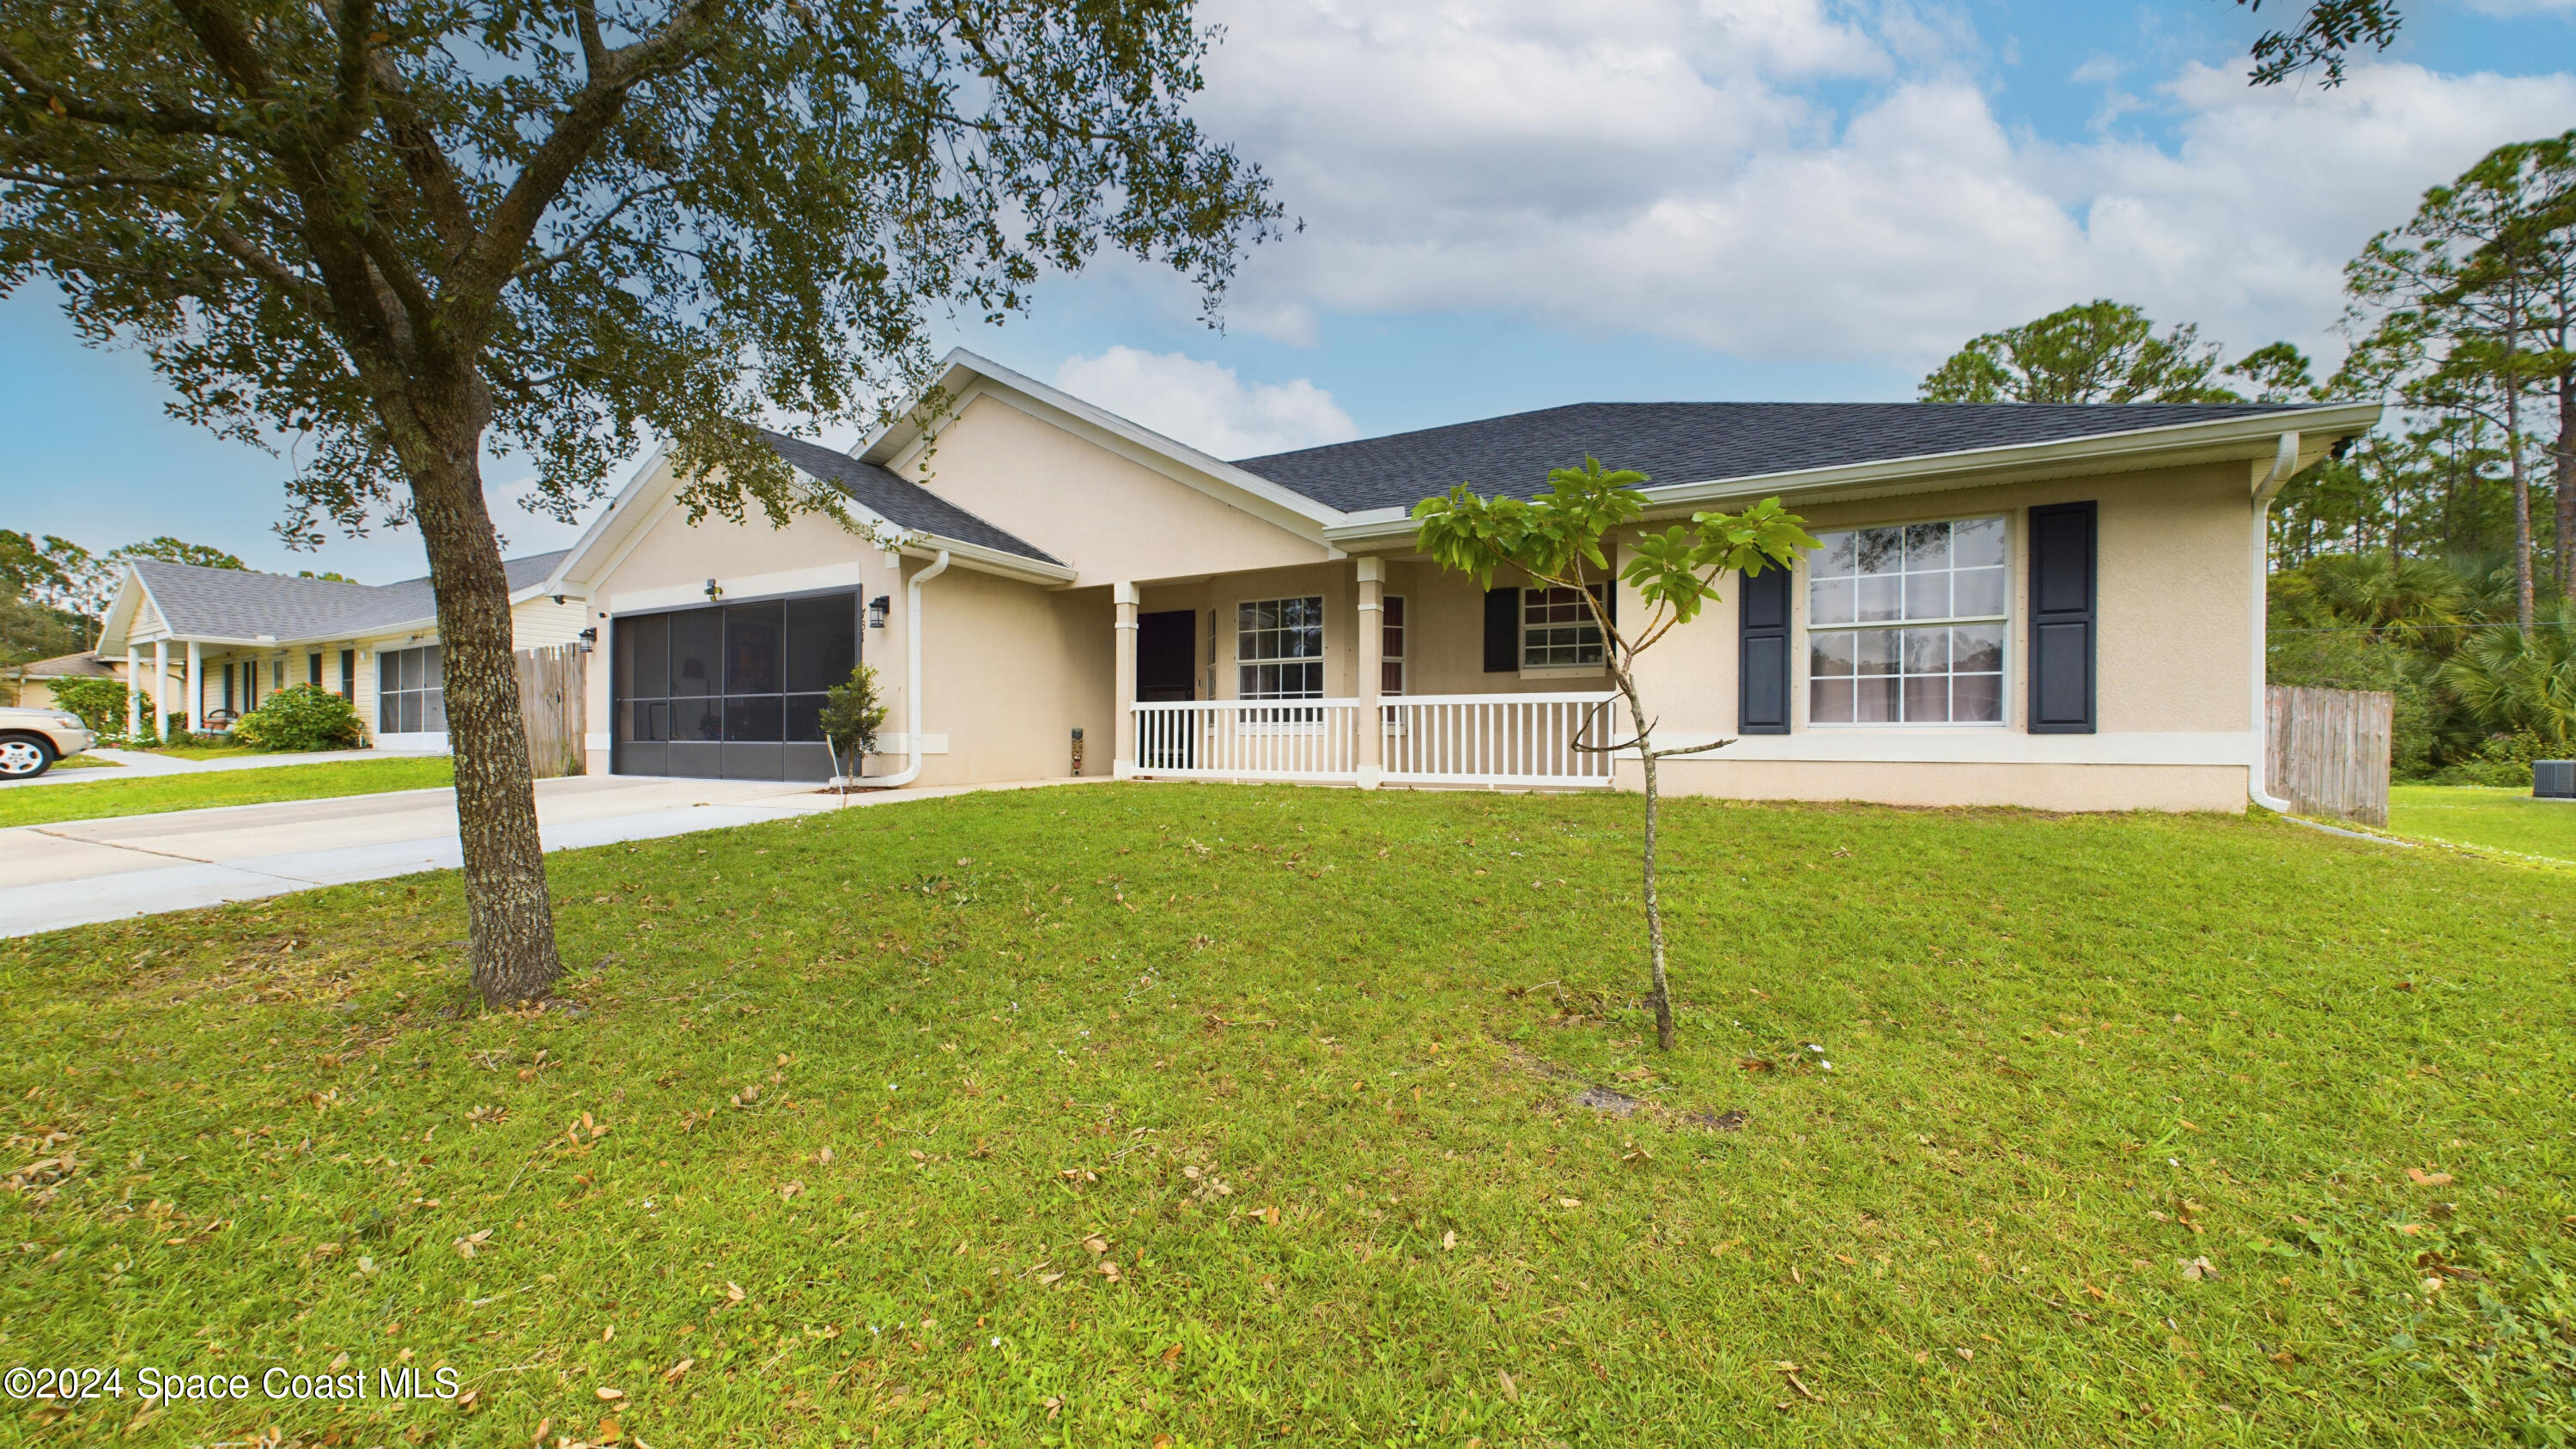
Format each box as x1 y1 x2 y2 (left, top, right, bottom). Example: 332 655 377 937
2250 432 2299 813
862 549 950 789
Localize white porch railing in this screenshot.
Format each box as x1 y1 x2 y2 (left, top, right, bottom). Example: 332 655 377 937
1380 692 1619 787
1133 699 1362 782
1127 692 1618 788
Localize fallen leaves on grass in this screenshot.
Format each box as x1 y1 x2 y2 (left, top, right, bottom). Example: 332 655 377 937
2408 1167 2455 1187
453 1227 492 1258
2180 1257 2219 1281
1776 1361 1821 1402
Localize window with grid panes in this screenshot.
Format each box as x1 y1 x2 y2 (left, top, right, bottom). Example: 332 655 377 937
1236 596 1324 699
1380 595 1406 695
1522 585 1606 668
1805 517 2007 724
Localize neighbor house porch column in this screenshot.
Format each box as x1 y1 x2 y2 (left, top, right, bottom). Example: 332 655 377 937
185 641 203 734
1112 581 1139 778
153 638 169 738
1355 557 1384 789
125 645 141 738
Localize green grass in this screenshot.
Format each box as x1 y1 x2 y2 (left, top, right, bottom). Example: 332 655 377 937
2389 784 2576 864
143 742 265 762
49 753 120 770
0 756 455 828
3 786 2568 1446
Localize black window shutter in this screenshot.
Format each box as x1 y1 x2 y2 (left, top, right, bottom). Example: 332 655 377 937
1483 587 1518 673
2027 502 2098 734
1738 566 1792 734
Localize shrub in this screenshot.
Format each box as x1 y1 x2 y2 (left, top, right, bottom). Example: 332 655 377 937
2431 732 2554 788
51 677 148 742
230 685 366 752
820 663 889 777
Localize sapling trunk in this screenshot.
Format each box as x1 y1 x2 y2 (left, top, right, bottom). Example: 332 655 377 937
1609 660 1675 1051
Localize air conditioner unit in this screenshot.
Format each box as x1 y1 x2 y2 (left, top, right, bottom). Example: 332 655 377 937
2536 760 2576 800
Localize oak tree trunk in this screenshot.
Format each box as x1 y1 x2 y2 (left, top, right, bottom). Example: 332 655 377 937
405 429 564 1005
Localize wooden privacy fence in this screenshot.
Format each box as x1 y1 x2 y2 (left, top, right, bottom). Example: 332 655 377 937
517 643 587 779
2265 685 2392 826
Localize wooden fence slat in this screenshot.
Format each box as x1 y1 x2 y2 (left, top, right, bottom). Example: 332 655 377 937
2264 685 2391 826
515 643 587 780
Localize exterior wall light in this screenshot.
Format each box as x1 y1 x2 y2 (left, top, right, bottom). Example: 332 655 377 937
868 595 890 630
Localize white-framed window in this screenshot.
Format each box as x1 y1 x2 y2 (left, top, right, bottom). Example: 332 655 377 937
1522 584 1607 669
379 644 447 734
1237 596 1324 700
1806 517 2007 725
1381 594 1406 695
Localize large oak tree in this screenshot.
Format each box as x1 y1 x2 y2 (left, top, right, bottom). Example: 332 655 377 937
0 0 1278 1002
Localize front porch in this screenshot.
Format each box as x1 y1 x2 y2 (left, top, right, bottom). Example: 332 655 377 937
1104 558 1624 791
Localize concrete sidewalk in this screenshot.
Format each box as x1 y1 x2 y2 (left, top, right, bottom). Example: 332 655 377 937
2 773 1091 937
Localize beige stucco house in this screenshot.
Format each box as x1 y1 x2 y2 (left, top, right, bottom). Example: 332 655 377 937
534 350 2378 813
92 552 585 746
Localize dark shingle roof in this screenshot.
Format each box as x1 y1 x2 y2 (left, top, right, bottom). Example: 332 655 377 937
759 430 1062 566
133 550 569 642
1228 401 2326 514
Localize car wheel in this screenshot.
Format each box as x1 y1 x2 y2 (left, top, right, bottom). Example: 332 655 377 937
0 735 55 780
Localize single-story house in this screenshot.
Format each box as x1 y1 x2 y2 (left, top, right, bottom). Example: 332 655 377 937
526 350 2379 812
91 552 583 747
7 649 121 711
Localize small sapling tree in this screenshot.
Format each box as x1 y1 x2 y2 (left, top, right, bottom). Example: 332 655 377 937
1414 459 1814 1050
821 663 890 783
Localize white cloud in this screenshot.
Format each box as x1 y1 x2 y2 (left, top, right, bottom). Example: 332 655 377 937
1184 0 2576 370
1052 347 1358 459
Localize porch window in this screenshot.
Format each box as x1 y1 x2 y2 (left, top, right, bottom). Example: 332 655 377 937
1522 585 1606 669
1237 596 1324 699
1806 516 2007 724
379 644 446 734
1381 595 1406 695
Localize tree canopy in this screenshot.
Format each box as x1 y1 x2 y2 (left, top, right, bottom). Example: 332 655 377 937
2229 0 2401 87
0 1 1280 541
1917 300 2298 405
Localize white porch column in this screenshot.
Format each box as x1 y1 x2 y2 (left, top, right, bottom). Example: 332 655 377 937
1112 581 1139 778
124 646 141 738
1355 557 1384 788
185 641 204 733
152 638 170 740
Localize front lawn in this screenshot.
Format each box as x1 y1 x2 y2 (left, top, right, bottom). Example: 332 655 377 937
2389 783 2576 864
0 756 455 828
2 786 2567 1446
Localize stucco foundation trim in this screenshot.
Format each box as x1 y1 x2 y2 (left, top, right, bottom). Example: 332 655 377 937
1626 758 2251 813
1645 729 2257 767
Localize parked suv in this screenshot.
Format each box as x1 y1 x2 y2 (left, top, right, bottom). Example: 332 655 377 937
0 704 96 779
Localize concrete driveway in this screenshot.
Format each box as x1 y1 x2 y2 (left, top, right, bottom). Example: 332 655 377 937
2 773 1085 937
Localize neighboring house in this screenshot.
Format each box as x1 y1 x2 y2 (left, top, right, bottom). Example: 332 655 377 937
91 553 583 748
7 650 121 711
532 350 2379 813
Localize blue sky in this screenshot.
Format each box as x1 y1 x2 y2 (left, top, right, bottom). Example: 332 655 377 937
5 0 2574 581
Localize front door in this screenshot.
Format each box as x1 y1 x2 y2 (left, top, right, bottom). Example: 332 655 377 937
1137 610 1195 769
1137 611 1195 702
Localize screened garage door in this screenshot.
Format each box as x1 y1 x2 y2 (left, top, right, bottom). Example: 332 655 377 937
611 591 858 781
